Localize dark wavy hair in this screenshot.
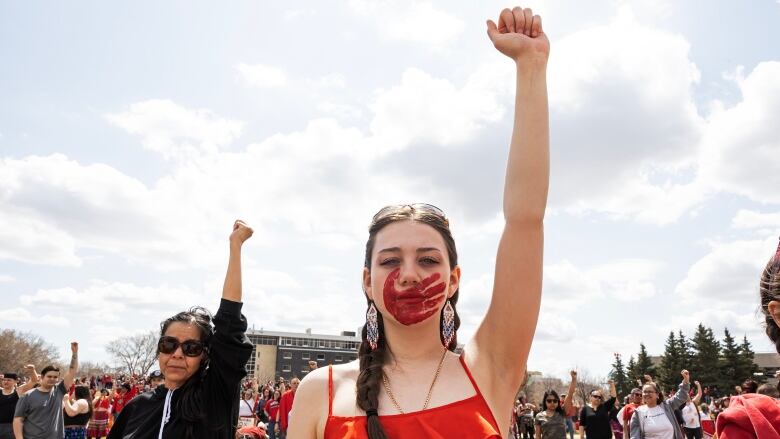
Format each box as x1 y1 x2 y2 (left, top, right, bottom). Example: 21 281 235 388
159 307 215 437
541 389 564 416
760 240 780 355
74 385 93 419
356 204 461 439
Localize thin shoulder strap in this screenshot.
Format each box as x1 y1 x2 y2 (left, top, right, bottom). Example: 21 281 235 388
458 353 482 394
328 365 334 417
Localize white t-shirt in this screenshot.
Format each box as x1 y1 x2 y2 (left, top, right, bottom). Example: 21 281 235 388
681 402 701 428
239 398 256 417
641 405 675 439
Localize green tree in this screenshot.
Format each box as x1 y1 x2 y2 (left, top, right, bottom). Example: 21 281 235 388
739 336 760 383
690 324 721 390
609 353 630 398
720 328 742 391
677 330 693 372
635 343 656 380
626 355 638 387
659 331 681 391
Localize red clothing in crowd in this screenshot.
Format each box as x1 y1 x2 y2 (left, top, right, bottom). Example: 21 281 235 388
112 387 138 414
265 399 280 421
716 393 780 439
279 389 296 431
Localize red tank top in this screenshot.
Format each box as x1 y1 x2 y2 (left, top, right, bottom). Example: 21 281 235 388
324 354 502 438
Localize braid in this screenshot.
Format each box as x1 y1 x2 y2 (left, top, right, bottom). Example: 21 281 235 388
356 310 389 439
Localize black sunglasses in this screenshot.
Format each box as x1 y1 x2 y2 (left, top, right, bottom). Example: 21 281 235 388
157 336 206 357
590 394 603 400
546 399 559 403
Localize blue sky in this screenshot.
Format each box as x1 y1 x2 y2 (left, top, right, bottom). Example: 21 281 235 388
1 0 779 380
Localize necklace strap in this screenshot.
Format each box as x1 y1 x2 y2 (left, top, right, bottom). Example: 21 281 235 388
381 349 448 414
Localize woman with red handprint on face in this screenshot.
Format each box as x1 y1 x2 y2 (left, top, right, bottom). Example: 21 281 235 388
289 6 551 439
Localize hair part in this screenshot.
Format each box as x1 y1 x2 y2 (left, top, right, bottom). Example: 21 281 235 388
357 205 462 439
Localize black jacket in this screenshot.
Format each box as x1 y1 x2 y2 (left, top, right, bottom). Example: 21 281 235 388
109 299 253 439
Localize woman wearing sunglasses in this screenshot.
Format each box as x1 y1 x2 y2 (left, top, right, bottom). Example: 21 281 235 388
108 220 255 439
290 5 550 439
628 370 691 439
535 371 578 439
579 380 618 439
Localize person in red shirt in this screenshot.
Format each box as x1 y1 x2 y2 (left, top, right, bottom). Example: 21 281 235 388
111 382 138 422
716 240 780 439
276 378 299 439
265 390 281 439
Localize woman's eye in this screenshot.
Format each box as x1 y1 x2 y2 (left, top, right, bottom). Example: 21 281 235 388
379 258 399 266
419 257 439 265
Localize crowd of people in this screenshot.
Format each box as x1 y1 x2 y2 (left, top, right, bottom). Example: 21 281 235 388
510 371 780 439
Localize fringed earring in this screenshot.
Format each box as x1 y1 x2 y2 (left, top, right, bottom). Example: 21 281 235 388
366 302 379 350
441 299 455 348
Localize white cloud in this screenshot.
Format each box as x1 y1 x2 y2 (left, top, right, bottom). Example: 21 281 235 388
698 62 780 203
675 236 776 305
0 275 14 282
369 67 505 151
234 63 288 88
0 307 69 326
544 258 661 304
732 210 780 230
347 0 464 47
106 99 243 160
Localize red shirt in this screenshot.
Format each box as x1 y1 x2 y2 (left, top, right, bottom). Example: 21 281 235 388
279 390 295 431
716 394 780 439
265 399 280 421
112 387 138 414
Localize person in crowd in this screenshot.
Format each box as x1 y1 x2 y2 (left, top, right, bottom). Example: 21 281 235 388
716 240 780 438
535 370 578 439
87 389 111 439
255 387 271 426
276 377 298 438
107 220 255 439
520 400 536 439
63 385 93 439
617 387 643 439
290 6 550 439
264 390 281 439
308 362 318 372
148 371 164 391
236 423 267 439
0 365 39 439
739 379 758 395
629 369 691 439
239 389 258 428
13 342 79 439
111 383 137 423
681 381 703 439
558 392 576 439
757 383 779 399
580 381 618 439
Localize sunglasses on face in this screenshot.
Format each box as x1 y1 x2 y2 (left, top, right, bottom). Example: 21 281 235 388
590 394 603 400
546 399 559 403
157 336 206 357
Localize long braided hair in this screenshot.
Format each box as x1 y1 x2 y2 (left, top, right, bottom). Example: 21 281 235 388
356 205 462 439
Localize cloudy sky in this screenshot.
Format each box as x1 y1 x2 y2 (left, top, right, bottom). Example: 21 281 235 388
1 0 779 380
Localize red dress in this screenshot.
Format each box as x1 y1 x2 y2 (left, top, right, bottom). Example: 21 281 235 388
716 394 780 439
324 355 502 438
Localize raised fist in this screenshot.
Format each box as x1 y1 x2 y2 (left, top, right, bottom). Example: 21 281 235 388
487 7 550 62
230 220 254 246
71 342 79 353
681 370 690 382
570 370 577 379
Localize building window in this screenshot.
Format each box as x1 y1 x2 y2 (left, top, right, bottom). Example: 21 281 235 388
282 364 291 372
317 354 325 361
283 352 292 359
302 352 310 360
335 356 343 362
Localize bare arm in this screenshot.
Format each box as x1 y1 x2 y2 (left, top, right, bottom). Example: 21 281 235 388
609 380 617 398
13 417 23 439
16 365 38 396
563 371 577 414
469 6 550 399
63 342 78 389
693 380 702 405
62 395 88 416
222 220 253 303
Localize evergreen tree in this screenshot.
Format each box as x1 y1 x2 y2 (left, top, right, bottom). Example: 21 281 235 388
720 327 742 391
609 353 630 398
659 331 681 390
690 324 721 394
677 330 693 372
739 336 760 383
626 355 638 387
635 343 656 380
